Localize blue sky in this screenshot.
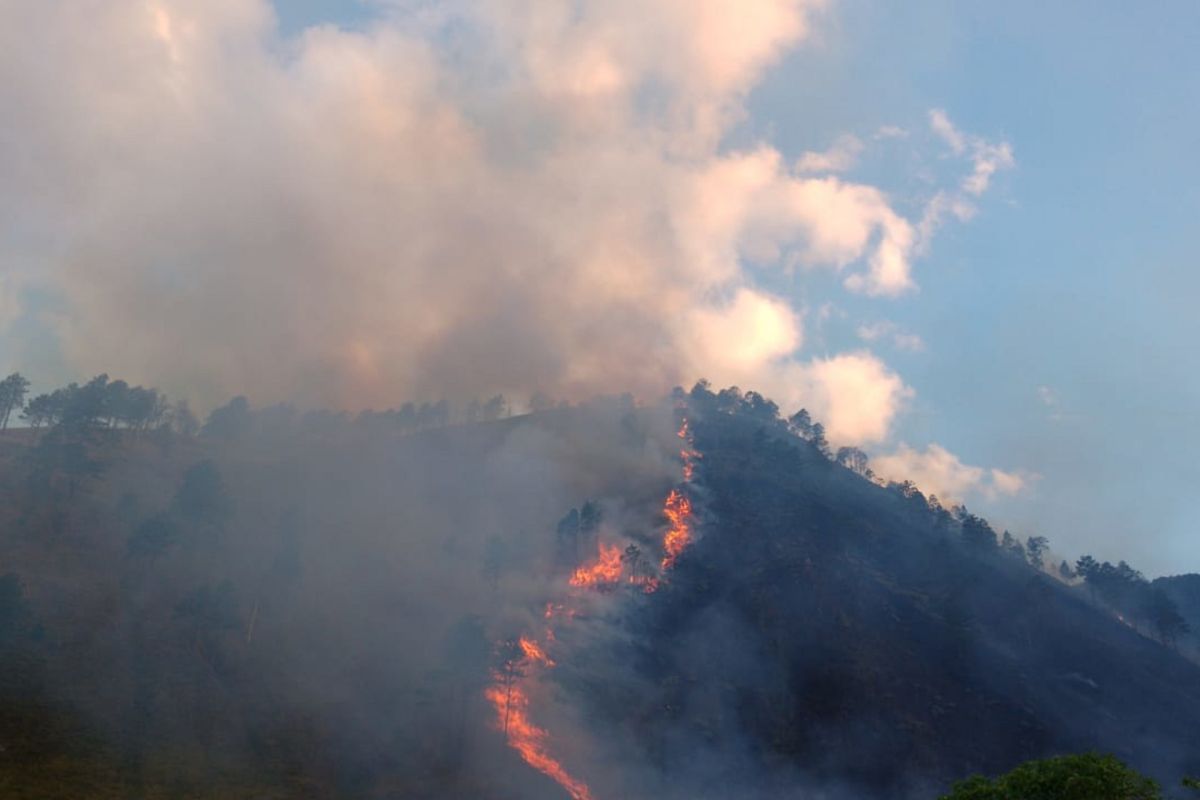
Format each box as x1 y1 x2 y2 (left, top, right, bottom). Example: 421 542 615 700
427 0 1195 575
744 0 1200 575
2 1 1196 576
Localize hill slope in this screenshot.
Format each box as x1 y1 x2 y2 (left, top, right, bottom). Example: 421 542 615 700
0 389 1197 798
567 393 1200 797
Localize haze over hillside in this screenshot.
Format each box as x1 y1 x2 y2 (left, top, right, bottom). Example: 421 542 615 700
2 1 1198 798
0 373 1196 798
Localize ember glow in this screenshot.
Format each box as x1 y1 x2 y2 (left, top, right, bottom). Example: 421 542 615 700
485 417 699 799
660 489 693 571
485 678 593 800
520 636 554 667
569 541 624 589
660 417 698 572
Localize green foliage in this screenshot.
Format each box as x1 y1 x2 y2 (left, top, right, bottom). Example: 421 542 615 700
939 753 1162 800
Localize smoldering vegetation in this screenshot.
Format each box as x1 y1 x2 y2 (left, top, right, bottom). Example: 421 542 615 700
558 384 1200 799
0 375 683 797
0 373 1198 799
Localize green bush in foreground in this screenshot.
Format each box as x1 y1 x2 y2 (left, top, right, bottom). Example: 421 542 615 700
939 753 1162 800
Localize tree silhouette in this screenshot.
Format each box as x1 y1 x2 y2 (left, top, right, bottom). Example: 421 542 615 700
958 508 997 552
622 543 645 583
1059 560 1076 581
482 535 508 592
21 393 55 429
1001 531 1025 560
493 637 525 736
836 446 872 477
170 400 200 436
1025 536 1049 569
809 422 832 458
1076 555 1101 603
788 408 813 439
202 396 252 440
1141 588 1189 648
0 373 30 431
481 394 508 421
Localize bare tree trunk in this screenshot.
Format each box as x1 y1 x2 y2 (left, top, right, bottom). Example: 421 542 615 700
503 671 514 736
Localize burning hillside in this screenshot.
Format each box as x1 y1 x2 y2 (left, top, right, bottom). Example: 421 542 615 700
0 384 1198 799
485 417 699 799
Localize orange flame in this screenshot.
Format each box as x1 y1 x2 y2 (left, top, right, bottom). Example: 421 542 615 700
630 574 660 592
660 489 693 571
485 680 594 800
568 541 623 588
520 636 554 667
657 416 697 572
484 416 699 800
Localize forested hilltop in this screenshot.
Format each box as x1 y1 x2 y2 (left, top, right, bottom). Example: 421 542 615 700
0 371 1197 798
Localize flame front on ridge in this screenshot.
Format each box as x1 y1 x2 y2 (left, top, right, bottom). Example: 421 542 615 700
484 415 699 800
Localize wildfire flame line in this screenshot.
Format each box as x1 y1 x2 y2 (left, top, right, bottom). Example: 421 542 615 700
485 416 698 800
662 417 698 572
485 653 593 800
568 541 623 588
660 488 692 571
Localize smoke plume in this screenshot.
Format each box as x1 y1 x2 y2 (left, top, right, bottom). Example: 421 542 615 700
0 0 1006 444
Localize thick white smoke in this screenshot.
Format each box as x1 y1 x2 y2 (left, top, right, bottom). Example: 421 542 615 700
0 0 1007 444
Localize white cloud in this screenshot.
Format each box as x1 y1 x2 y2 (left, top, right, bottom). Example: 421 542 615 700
989 468 1030 497
874 125 908 140
856 320 925 352
680 288 803 380
871 443 1035 505
795 133 864 173
917 109 1014 250
929 108 1015 195
769 351 913 445
929 109 966 155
